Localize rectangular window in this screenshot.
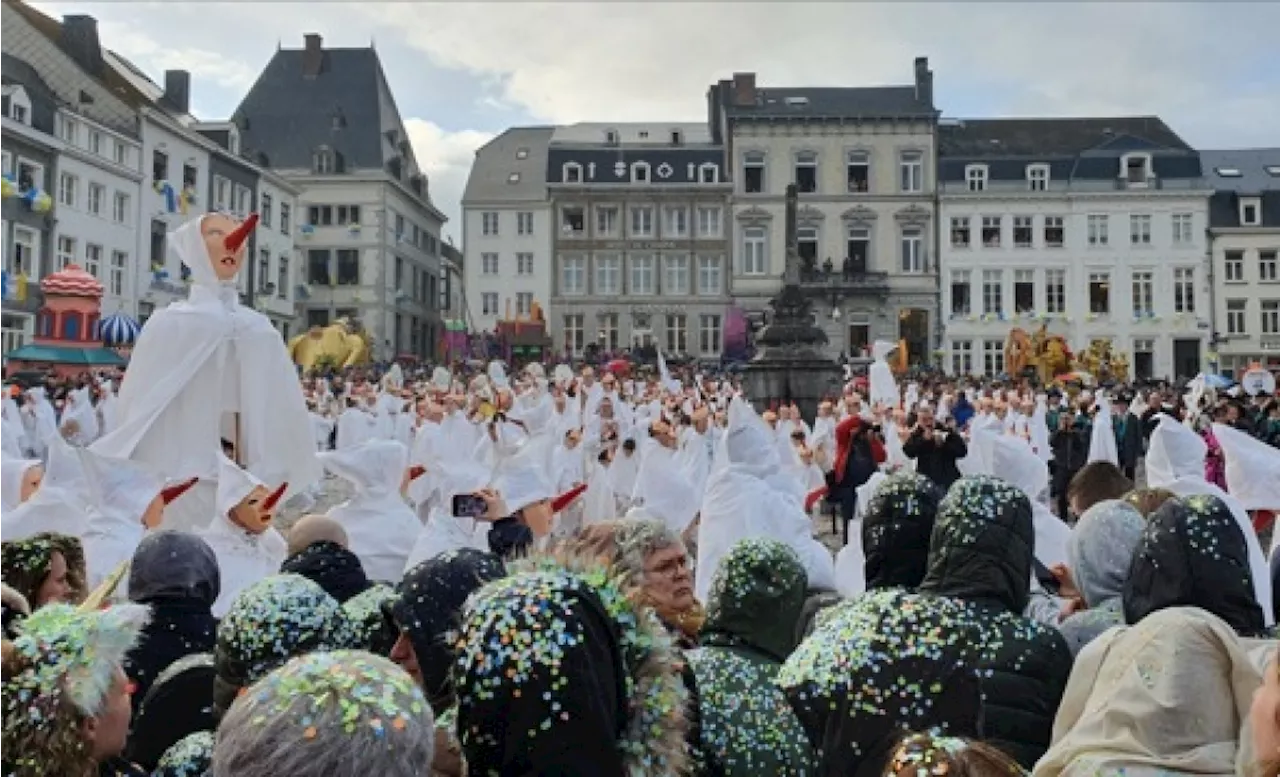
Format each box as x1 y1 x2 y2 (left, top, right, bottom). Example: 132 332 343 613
481 292 499 316
214 177 232 212
258 249 271 292
1242 200 1261 226
308 249 331 285
517 211 534 236
966 165 988 192
949 270 971 315
516 252 534 276
1013 216 1033 247
595 255 621 295
59 116 78 144
982 340 1004 376
1045 268 1066 314
898 150 923 193
1131 271 1154 316
1224 250 1244 282
516 292 533 316
1260 250 1278 283
1014 269 1035 314
152 149 169 182
1174 267 1195 313
665 255 690 295
1089 272 1111 315
1130 214 1152 245
1043 216 1064 248
629 206 654 238
696 206 722 238
13 159 38 191
481 253 498 275
58 173 78 207
600 313 619 350
900 227 925 273
113 142 128 166
594 206 619 237
846 151 869 193
56 236 76 270
559 205 585 237
336 205 360 226
1172 213 1193 244
0 150 10 175
278 256 289 298
182 164 197 189
112 192 129 224
1027 165 1049 191
950 217 971 249
280 203 291 235
663 206 688 238
84 243 103 277
1087 214 1109 246
109 250 126 296
981 216 1002 247
797 226 819 264
87 183 105 216
630 255 655 295
846 226 870 271
1133 338 1155 381
742 227 767 275
260 193 273 228
794 152 818 193
11 226 38 274
982 269 1003 315
698 255 722 296
482 212 499 236
699 314 722 355
564 314 584 355
950 340 973 375
665 314 688 353
1226 300 1247 335
1263 300 1280 335
336 249 360 285
561 256 585 294
743 152 765 194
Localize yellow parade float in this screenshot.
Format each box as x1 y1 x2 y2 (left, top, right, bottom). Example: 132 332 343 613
1001 323 1129 385
287 317 373 371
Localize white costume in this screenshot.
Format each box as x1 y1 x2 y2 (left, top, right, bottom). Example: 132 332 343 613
200 455 288 618
79 450 161 589
318 439 421 583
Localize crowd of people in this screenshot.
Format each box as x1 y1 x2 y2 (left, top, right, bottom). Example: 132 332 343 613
3 209 1280 777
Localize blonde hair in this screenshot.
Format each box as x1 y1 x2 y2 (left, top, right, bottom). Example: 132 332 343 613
884 733 1025 777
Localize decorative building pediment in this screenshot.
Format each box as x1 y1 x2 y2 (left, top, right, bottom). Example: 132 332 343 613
797 205 824 225
840 205 878 223
894 204 933 224
736 206 773 224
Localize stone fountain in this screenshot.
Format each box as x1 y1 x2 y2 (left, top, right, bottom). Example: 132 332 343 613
741 184 845 422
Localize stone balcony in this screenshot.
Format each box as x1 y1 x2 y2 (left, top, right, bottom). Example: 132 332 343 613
797 266 891 299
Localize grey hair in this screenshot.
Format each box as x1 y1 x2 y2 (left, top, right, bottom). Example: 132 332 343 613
212 650 434 777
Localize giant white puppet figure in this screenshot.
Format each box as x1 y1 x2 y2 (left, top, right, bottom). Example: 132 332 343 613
91 213 320 531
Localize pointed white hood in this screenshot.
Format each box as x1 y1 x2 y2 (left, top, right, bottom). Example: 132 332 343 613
318 439 408 497
170 214 222 288
215 452 267 519
1 435 92 539
990 434 1071 568
79 448 164 588
318 439 419 583
1087 391 1119 466
1213 423 1280 512
1 456 41 511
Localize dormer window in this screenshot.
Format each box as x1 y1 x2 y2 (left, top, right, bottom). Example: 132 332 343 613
698 163 719 184
313 147 336 174
1241 197 1262 227
516 147 529 159
670 129 683 146
228 126 241 155
631 161 651 184
563 162 583 183
4 86 30 124
965 164 988 192
605 128 619 146
1121 153 1152 186
1026 164 1050 191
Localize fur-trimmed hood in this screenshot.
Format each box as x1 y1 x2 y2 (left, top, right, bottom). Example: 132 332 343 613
454 548 690 776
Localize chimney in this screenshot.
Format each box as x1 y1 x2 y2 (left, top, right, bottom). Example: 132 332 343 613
731 72 757 107
302 33 324 78
60 15 104 76
914 56 934 109
162 70 190 114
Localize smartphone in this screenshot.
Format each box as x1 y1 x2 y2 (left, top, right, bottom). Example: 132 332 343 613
478 401 497 420
451 493 487 519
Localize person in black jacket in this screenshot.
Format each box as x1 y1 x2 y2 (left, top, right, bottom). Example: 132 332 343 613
826 415 886 544
1051 407 1091 521
902 404 966 491
1111 393 1144 481
917 475 1073 769
862 470 943 592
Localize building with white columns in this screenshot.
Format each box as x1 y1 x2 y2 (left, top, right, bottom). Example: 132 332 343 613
938 117 1213 380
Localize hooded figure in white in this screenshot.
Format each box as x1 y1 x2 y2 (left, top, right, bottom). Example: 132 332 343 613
989 434 1072 570
868 340 900 409
200 454 289 617
1213 423 1280 554
696 398 834 602
1087 390 1119 466
318 439 421 583
59 386 99 447
627 441 699 535
1 435 92 539
78 450 164 589
1145 414 1273 626
91 213 320 532
1 455 41 512
97 380 119 437
22 387 58 460
402 454 492 570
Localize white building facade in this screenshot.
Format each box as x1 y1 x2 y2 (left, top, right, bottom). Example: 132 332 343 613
939 119 1212 381
51 109 143 316
1203 149 1280 376
251 173 301 337
462 127 555 333
708 62 942 362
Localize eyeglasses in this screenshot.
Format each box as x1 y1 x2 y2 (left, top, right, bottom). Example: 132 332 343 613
645 554 690 579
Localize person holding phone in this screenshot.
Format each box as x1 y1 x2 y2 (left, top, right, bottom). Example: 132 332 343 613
902 404 967 491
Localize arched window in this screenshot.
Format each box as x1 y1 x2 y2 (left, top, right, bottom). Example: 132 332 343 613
313 147 336 175
62 311 82 341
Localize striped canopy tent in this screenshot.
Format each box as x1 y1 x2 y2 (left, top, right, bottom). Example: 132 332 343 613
99 311 141 348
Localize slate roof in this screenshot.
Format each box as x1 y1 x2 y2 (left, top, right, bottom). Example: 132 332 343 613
232 46 390 171
1200 148 1280 194
1 53 59 133
939 117 1191 157
462 126 555 204
722 85 934 120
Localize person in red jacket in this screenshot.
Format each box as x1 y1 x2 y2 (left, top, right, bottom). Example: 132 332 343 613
825 415 886 543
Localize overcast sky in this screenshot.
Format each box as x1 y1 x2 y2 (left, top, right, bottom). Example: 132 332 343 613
29 2 1280 239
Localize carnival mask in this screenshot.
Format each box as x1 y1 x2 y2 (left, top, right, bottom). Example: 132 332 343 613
229 482 287 534
202 213 259 282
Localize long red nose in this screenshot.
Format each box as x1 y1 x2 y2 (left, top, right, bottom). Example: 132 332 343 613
263 481 289 511
223 213 259 252
551 483 588 513
160 476 199 505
